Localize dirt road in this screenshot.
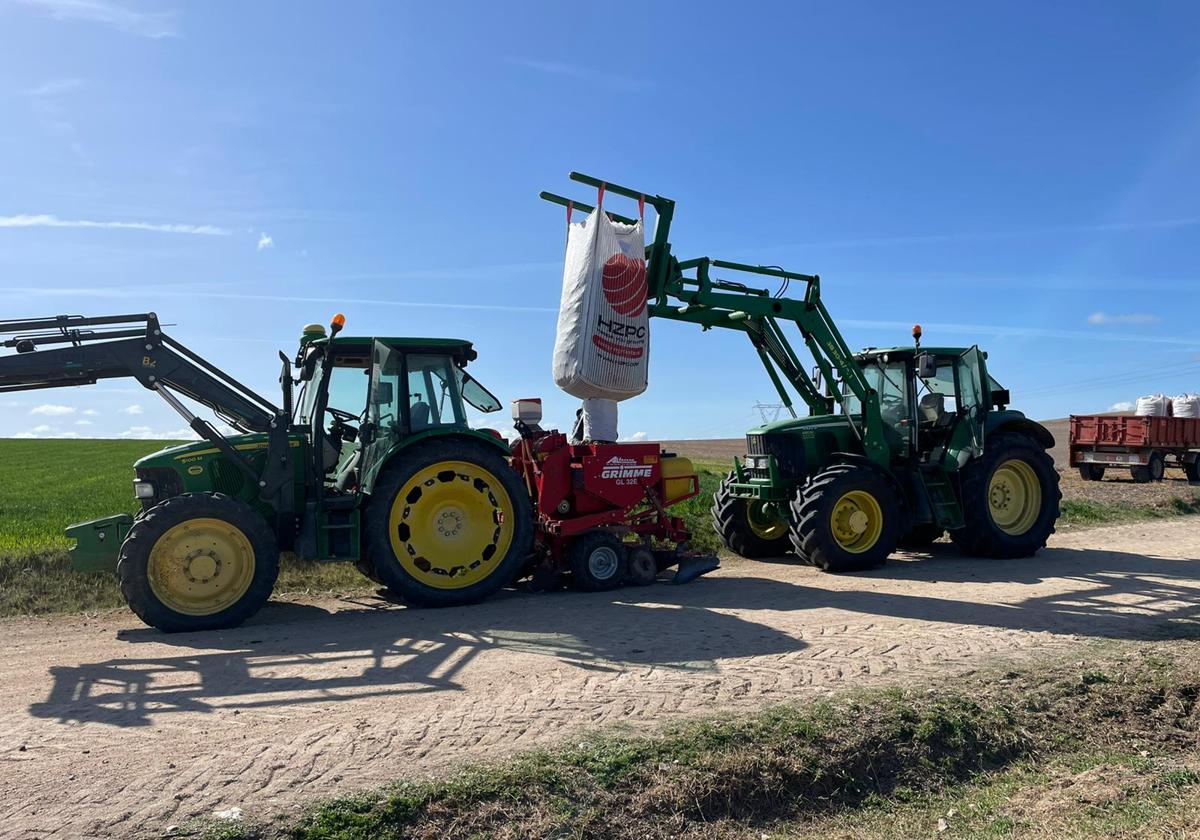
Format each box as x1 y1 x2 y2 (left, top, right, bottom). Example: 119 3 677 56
2 519 1199 838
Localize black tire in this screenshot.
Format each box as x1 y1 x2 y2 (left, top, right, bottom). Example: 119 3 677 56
1078 464 1105 482
897 522 945 550
1186 457 1200 484
626 546 658 586
1130 464 1152 483
568 530 628 591
788 464 903 573
950 433 1061 559
1148 451 1166 482
354 558 382 585
364 437 533 608
117 493 279 633
710 472 792 559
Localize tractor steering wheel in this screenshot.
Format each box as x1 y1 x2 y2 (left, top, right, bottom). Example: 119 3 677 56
325 406 361 443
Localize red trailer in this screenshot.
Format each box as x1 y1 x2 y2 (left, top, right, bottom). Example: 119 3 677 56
1069 415 1200 483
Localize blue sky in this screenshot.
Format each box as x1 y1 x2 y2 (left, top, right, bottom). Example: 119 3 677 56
1 1 1198 441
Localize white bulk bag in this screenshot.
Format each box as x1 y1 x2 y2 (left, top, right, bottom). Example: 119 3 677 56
1172 394 1200 418
581 398 618 442
552 206 649 401
1135 394 1169 416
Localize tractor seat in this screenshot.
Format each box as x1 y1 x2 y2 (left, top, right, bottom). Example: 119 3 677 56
334 449 361 492
919 392 946 425
410 401 431 430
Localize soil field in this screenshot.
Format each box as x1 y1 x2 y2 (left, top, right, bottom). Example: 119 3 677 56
2 518 1198 838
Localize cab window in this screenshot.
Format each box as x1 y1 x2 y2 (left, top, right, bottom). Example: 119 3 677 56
406 354 465 429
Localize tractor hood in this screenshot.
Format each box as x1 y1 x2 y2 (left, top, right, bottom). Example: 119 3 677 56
133 433 277 469
746 413 856 437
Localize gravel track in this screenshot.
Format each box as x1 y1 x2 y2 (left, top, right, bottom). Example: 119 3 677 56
2 519 1199 837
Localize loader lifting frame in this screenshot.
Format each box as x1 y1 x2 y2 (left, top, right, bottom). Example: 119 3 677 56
0 313 296 516
541 173 889 468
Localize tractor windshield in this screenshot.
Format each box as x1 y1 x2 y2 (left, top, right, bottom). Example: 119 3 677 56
843 359 909 430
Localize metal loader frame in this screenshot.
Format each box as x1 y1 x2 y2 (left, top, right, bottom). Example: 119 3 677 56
0 313 296 516
541 172 890 487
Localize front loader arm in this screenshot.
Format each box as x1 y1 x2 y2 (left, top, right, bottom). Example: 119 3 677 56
0 313 294 508
541 172 889 466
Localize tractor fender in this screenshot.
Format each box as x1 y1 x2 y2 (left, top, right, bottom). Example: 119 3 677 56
985 411 1055 450
358 427 511 494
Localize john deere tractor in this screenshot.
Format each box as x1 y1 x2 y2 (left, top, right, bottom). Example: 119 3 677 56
542 173 1060 572
0 313 532 631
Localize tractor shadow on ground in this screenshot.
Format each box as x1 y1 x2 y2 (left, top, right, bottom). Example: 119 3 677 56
713 542 1200 641
30 544 1200 728
28 578 808 728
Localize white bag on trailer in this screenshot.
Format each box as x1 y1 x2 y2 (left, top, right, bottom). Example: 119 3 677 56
551 204 649 401
1172 394 1200 418
1135 394 1169 416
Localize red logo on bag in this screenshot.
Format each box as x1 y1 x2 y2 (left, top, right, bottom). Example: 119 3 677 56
601 253 647 317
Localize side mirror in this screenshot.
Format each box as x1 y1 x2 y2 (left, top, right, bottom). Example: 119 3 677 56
375 381 394 406
810 365 823 392
917 353 938 379
991 388 1010 409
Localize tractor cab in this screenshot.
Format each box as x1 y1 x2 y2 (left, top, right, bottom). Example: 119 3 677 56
846 344 1003 466
295 328 503 496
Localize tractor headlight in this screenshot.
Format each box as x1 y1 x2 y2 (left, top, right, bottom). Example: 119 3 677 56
745 455 769 470
133 480 156 500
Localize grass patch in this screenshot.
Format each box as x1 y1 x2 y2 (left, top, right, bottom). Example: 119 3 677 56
1059 494 1200 528
192 647 1200 839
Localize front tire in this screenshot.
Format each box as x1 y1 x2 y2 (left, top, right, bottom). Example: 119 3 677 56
789 464 902 572
1078 464 1105 482
364 438 533 607
710 473 792 559
118 493 279 633
950 433 1061 559
1186 458 1200 484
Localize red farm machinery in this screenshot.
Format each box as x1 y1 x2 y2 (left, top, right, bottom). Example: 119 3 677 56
510 398 719 590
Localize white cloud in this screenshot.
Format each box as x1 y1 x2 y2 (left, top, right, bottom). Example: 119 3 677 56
13 424 80 439
12 432 38 439
120 404 144 415
622 431 649 442
25 78 84 97
30 403 74 416
119 425 196 440
256 232 274 251
75 419 92 426
13 0 179 38
1087 312 1161 326
31 424 53 433
505 57 650 92
1109 401 1135 412
0 214 229 236
82 408 99 416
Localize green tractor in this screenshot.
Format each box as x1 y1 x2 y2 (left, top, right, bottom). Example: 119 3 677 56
542 173 1060 572
0 313 532 631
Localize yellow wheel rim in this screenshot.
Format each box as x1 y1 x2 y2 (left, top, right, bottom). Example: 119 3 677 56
988 458 1042 535
829 490 884 554
147 518 256 616
388 460 515 590
746 501 787 541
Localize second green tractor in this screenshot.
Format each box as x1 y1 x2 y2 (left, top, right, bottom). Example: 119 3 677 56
543 173 1061 572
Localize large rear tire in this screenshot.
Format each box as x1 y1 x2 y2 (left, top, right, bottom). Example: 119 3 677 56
364 437 532 607
710 472 792 559
118 493 279 633
950 433 1061 559
789 464 902 573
